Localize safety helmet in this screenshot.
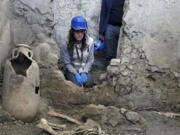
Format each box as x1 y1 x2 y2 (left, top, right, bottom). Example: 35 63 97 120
94 40 105 51
71 16 88 30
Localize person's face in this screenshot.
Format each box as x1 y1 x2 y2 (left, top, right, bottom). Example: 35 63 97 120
73 29 85 41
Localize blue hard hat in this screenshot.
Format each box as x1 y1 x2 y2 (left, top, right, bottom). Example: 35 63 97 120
94 40 104 51
71 16 88 30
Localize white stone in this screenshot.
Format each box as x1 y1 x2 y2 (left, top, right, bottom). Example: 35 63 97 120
110 59 121 66
125 111 141 123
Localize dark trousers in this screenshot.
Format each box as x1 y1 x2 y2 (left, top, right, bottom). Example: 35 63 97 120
64 70 94 88
104 24 120 65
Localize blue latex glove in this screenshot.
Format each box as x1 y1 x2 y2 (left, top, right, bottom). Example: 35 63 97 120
94 40 104 51
74 73 83 86
81 72 88 83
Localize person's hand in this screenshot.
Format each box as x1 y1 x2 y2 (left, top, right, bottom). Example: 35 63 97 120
81 72 87 83
99 34 104 41
74 73 83 86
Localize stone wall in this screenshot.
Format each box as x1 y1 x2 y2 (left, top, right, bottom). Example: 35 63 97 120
11 0 59 66
109 0 180 111
0 0 59 70
0 0 11 73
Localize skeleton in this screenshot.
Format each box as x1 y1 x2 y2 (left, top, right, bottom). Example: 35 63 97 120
37 110 107 135
73 119 106 135
37 119 106 135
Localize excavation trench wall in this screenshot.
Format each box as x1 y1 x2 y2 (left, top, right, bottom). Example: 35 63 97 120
107 0 180 111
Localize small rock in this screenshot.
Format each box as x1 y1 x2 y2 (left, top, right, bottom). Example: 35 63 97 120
121 56 129 64
151 66 160 72
107 66 120 75
121 69 131 76
172 71 179 78
83 104 106 116
125 111 141 124
107 106 126 127
99 73 107 81
120 108 128 114
110 59 121 66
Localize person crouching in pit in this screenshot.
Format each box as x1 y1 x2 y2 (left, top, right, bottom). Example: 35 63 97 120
62 16 94 88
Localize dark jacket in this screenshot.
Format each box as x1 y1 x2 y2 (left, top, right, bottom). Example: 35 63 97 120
99 0 112 35
99 0 125 35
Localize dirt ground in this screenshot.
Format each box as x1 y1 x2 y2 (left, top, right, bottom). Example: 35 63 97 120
1 101 180 135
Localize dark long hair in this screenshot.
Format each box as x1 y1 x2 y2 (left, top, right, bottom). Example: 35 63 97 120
67 28 87 53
